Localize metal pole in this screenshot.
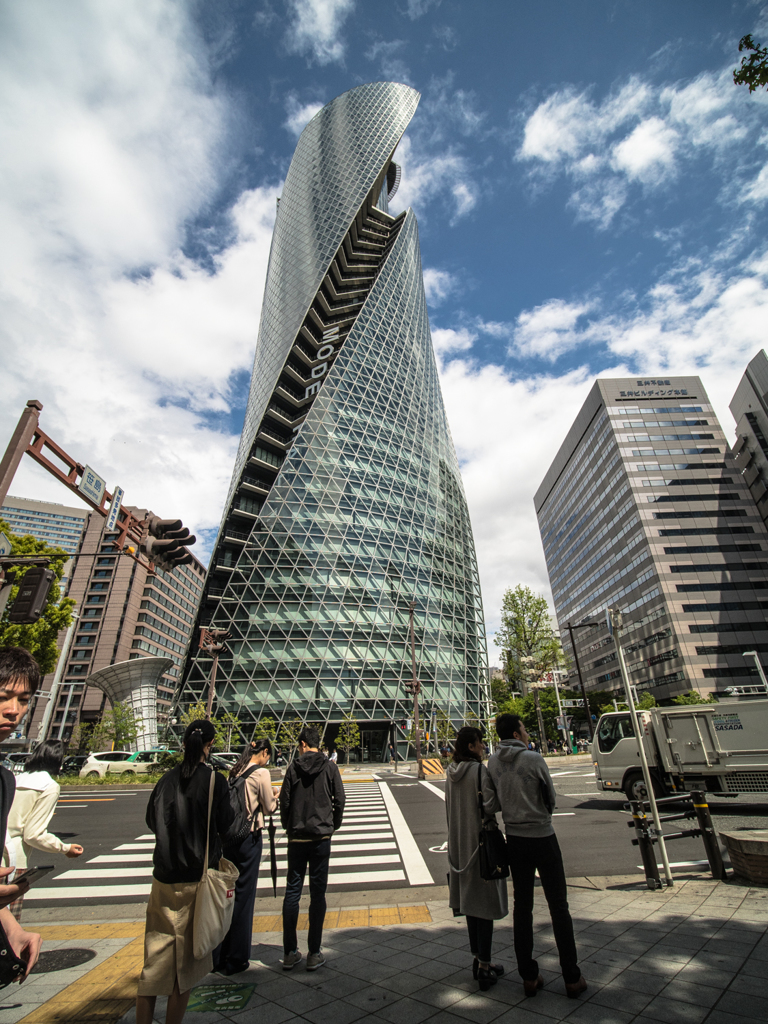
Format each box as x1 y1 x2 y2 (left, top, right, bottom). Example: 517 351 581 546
567 623 595 740
205 650 219 721
608 607 674 886
533 686 547 752
0 400 43 508
37 612 78 742
691 790 727 880
551 671 570 751
629 799 662 890
743 650 768 692
409 600 423 778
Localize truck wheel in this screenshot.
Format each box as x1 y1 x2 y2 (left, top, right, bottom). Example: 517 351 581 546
624 772 663 802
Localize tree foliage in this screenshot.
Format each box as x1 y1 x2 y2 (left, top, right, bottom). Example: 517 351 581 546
734 34 768 92
180 701 228 749
89 701 142 751
494 586 563 690
599 691 658 714
253 716 277 744
336 714 360 763
671 690 718 706
0 516 75 675
278 718 305 759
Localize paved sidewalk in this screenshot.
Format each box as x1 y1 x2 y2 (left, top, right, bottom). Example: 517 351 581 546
2 873 765 1024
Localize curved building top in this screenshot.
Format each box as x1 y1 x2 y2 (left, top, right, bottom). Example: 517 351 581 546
231 82 420 501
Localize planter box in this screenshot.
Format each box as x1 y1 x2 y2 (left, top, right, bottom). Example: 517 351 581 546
721 830 768 885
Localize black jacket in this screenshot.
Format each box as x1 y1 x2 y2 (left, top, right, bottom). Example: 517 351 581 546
279 751 345 840
146 764 235 883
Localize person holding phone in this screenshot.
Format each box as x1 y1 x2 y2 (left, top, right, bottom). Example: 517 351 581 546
0 648 44 980
5 739 84 920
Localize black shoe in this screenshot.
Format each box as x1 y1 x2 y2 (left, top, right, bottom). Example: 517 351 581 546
478 966 498 991
472 957 504 979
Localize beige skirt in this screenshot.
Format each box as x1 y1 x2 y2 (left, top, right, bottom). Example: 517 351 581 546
137 877 213 996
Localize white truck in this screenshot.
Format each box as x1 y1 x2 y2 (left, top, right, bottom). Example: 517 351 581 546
592 700 768 801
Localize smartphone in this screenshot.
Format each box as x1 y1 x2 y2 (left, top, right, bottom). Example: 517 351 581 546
19 866 54 887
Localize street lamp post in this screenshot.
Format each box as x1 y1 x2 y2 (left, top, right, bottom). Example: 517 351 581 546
607 607 673 887
743 650 768 692
199 627 230 720
566 622 599 740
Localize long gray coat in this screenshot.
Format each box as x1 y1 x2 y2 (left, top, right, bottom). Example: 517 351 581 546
446 760 508 920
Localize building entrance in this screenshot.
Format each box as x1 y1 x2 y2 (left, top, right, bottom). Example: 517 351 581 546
359 728 390 763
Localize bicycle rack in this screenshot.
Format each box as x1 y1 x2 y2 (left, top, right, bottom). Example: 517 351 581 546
625 790 727 890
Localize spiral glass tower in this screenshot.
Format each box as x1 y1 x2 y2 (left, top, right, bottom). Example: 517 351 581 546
179 82 489 759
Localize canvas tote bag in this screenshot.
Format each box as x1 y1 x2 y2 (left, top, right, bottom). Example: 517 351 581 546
193 771 240 958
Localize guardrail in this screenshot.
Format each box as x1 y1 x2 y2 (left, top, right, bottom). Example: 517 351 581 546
625 790 726 890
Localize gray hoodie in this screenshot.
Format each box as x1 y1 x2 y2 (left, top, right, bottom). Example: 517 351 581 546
486 739 557 838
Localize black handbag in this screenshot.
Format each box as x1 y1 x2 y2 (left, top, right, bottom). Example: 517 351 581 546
0 920 27 988
476 764 509 882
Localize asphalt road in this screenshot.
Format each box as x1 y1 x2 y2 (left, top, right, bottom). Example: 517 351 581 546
24 764 768 909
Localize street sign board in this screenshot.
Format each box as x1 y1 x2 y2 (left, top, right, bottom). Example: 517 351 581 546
562 699 586 707
0 532 11 557
78 465 106 506
105 486 124 531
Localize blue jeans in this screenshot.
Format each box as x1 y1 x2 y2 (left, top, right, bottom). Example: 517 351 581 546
213 829 263 971
282 837 331 955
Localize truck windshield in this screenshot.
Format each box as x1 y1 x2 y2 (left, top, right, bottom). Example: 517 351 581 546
597 715 634 753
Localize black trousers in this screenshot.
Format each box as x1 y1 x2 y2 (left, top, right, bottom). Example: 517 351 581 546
466 916 493 963
506 833 580 984
213 829 264 971
282 837 331 955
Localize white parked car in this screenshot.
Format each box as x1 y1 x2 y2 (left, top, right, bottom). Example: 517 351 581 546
79 751 133 778
120 749 175 775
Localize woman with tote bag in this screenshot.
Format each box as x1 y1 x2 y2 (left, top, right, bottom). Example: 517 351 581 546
446 726 508 991
136 720 236 1024
213 739 279 976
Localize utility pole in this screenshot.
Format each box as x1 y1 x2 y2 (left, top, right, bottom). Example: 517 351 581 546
566 621 597 740
408 600 424 779
200 628 230 721
0 400 43 507
608 607 673 887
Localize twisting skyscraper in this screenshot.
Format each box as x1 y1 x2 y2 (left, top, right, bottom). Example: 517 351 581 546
179 83 489 759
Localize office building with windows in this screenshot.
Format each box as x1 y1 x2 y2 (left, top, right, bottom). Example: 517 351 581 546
30 507 205 741
179 82 489 760
731 349 768 529
535 376 768 701
2 495 87 554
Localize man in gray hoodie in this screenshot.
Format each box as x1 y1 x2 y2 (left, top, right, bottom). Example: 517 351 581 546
487 713 586 999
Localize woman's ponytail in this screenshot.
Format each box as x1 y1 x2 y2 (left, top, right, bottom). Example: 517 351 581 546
181 719 216 780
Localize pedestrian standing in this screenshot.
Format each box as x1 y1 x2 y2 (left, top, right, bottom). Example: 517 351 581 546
213 739 279 976
0 648 42 978
329 749 338 764
5 739 84 919
280 726 345 971
487 713 586 999
136 720 235 1024
446 726 508 991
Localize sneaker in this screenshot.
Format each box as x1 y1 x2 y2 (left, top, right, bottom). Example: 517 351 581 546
306 952 325 972
282 950 302 970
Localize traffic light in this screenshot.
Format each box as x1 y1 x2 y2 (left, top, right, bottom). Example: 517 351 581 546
8 566 55 623
139 516 196 571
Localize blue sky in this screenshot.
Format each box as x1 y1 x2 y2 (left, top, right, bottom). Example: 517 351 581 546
3 0 768 661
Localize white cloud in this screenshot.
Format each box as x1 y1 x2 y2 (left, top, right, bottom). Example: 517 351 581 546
284 95 324 137
389 135 478 224
518 68 765 227
512 299 596 360
284 0 355 66
422 267 458 305
0 1 279 561
365 40 412 84
431 326 475 355
404 0 441 18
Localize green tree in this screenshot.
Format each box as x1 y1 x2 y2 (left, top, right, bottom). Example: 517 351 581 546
278 718 305 760
90 701 142 752
218 709 243 751
67 721 93 754
0 517 75 675
600 691 658 715
434 708 454 751
179 701 228 749
734 34 768 92
336 714 360 764
498 686 561 744
671 690 718 706
254 716 277 744
494 586 563 694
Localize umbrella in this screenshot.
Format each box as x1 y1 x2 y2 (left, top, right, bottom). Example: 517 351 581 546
268 815 278 897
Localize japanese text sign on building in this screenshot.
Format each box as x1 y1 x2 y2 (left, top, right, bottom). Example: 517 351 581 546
78 465 106 506
105 486 124 531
